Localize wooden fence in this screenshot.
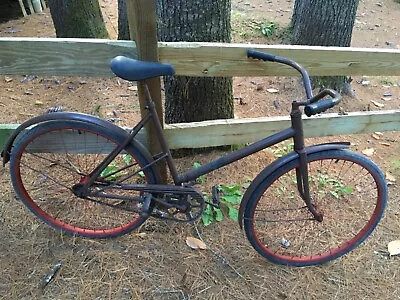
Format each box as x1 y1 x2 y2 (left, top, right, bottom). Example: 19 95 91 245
0 37 399 150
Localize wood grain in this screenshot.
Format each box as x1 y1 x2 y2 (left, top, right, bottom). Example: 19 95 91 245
1 38 400 77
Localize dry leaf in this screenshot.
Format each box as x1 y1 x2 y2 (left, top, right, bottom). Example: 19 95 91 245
388 240 400 256
362 148 375 156
386 172 396 182
4 76 13 82
186 237 207 250
381 96 392 101
371 100 384 108
371 134 380 140
374 131 383 136
361 80 370 86
135 232 147 238
35 100 44 106
266 88 279 94
128 86 138 91
380 142 391 147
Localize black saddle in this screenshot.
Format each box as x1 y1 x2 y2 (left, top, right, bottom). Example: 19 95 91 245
110 56 175 81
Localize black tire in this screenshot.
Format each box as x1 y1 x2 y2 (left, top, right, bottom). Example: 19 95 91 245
244 149 387 266
10 120 159 238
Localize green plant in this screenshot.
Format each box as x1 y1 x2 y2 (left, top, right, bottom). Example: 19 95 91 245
193 162 206 183
201 194 224 226
260 22 278 37
249 20 278 38
312 173 353 199
393 160 400 169
201 177 252 226
100 154 138 180
230 143 247 151
92 104 103 117
270 142 294 158
380 78 394 86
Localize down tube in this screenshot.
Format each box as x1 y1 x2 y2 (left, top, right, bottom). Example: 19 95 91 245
177 127 295 184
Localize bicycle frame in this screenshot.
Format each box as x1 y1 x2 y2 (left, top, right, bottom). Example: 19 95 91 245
82 81 322 217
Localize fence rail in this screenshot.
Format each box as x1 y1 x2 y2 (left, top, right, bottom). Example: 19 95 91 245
1 38 400 77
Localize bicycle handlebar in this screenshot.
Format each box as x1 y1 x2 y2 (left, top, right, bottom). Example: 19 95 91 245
247 49 313 99
247 49 277 62
247 49 342 116
304 89 342 117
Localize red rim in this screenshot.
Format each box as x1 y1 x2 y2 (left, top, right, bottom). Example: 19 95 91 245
249 155 384 265
13 126 149 237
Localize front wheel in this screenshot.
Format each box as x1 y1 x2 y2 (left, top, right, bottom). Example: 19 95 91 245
244 149 387 266
10 121 160 238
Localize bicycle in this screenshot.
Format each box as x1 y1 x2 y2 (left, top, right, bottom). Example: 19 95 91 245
1 49 387 267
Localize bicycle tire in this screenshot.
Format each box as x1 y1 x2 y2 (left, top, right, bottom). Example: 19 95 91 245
10 120 160 238
243 149 387 266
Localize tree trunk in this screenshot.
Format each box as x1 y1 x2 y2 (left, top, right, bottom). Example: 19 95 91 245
117 0 130 40
48 0 109 38
157 0 233 124
291 0 303 29
291 0 358 93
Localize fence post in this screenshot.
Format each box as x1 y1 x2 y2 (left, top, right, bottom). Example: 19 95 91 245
126 0 167 182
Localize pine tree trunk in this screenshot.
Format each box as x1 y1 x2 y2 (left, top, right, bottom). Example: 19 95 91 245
291 0 358 92
48 0 109 38
291 0 303 28
117 0 130 40
157 0 233 124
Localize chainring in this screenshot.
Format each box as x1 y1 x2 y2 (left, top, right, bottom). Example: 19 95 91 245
151 189 205 222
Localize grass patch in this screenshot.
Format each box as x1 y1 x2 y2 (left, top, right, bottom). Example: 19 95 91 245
231 13 291 42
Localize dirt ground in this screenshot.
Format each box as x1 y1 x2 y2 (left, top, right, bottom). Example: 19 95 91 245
0 0 399 299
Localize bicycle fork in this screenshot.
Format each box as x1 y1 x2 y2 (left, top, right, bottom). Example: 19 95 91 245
291 103 324 222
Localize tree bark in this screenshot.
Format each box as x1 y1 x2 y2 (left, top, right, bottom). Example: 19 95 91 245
117 0 130 40
291 0 359 92
291 0 303 29
48 0 109 38
157 0 233 124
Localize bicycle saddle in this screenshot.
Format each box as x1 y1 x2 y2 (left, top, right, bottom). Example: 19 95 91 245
110 56 175 81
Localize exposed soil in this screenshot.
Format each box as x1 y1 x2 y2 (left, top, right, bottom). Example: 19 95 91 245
0 0 399 299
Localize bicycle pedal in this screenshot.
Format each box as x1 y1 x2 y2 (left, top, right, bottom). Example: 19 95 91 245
208 185 220 208
140 194 153 217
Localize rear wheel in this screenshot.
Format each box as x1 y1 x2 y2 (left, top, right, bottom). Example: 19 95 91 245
10 121 159 238
244 150 387 266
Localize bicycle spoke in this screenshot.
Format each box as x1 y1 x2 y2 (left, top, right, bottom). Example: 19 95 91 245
11 121 158 237
244 150 386 266
26 151 85 175
20 161 73 191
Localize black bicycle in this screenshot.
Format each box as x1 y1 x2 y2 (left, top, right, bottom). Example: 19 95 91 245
1 49 387 266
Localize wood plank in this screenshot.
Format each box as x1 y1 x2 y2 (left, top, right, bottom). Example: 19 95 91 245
1 38 400 77
164 110 400 148
0 38 136 76
158 42 400 77
1 110 399 151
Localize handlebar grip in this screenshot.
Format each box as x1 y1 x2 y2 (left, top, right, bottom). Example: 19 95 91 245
247 49 277 62
304 99 337 117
